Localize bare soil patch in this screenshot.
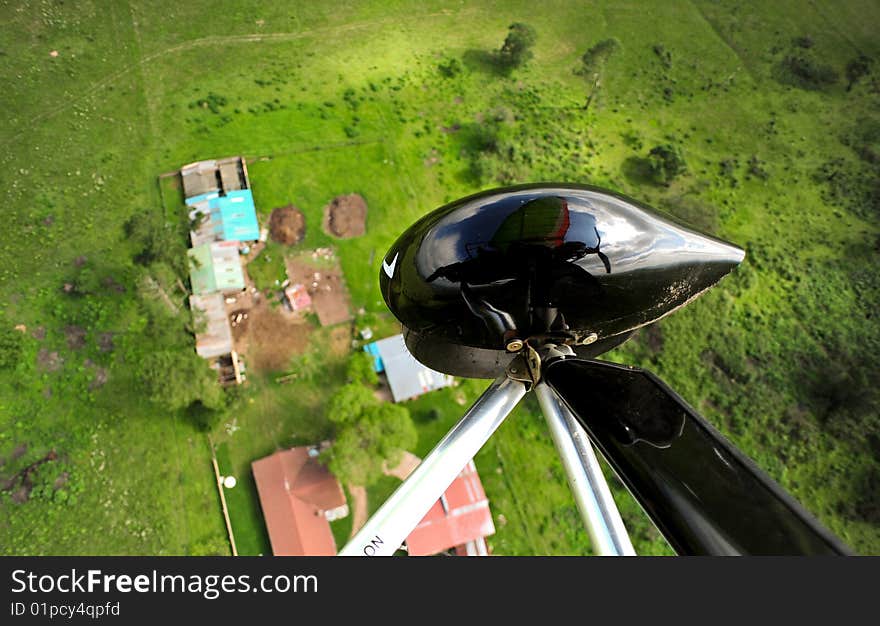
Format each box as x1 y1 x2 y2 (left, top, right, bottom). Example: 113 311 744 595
268 205 306 245
236 298 311 373
36 349 63 372
329 326 352 356
97 332 115 353
89 366 109 390
65 325 86 350
286 254 352 327
322 194 367 239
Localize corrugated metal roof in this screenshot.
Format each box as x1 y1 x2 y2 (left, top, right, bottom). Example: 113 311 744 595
373 334 453 402
180 159 220 199
181 156 249 201
188 190 259 245
215 190 260 242
189 293 233 358
219 161 244 192
251 447 347 556
406 460 495 556
188 241 245 295
363 342 384 373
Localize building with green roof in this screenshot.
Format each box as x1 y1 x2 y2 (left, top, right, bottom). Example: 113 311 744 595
188 241 246 295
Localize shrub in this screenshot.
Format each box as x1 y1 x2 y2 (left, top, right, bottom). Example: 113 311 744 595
778 54 839 90
647 144 687 185
498 23 537 69
438 57 462 78
0 323 23 370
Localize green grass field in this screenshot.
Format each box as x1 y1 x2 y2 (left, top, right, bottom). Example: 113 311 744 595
1 0 878 555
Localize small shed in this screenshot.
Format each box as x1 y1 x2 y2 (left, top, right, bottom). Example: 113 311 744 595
188 241 246 295
189 293 233 358
284 283 312 312
366 334 453 402
406 460 495 556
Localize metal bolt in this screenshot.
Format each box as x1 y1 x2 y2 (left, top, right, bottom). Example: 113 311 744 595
506 339 524 352
580 332 598 345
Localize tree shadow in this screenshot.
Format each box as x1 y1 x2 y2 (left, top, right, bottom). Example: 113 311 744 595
621 156 655 186
656 195 720 235
462 49 510 76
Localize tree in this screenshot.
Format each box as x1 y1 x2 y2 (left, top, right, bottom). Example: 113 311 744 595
778 54 839 90
346 351 379 387
124 213 187 275
846 55 873 91
326 382 378 426
647 144 687 186
498 22 537 69
140 349 223 413
324 403 417 486
581 38 620 75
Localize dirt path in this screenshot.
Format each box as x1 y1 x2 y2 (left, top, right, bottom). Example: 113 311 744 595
1 7 480 148
383 452 421 480
347 485 368 539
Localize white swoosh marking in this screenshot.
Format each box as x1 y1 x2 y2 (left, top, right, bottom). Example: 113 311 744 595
382 252 398 278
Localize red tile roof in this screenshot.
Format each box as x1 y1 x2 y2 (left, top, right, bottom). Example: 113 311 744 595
406 461 496 556
252 447 346 556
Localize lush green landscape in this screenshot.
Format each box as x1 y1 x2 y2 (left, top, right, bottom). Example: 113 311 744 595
1 0 878 555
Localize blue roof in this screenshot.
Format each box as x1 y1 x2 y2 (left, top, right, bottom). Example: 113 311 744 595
185 191 220 206
363 342 384 372
211 190 259 242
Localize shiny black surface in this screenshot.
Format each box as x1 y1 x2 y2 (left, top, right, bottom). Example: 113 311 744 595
545 358 851 555
380 184 744 375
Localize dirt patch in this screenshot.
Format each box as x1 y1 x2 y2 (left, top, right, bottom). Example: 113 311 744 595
11 444 27 462
329 326 352 356
229 309 251 342
641 324 664 353
322 194 367 239
65 325 86 350
102 276 126 294
286 255 353 327
73 255 88 267
36 349 63 372
239 299 311 373
31 326 46 340
97 332 114 353
268 205 306 245
89 367 108 390
53 471 69 490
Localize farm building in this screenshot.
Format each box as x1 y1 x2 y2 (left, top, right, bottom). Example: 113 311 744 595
180 156 250 199
252 446 349 556
182 156 259 246
188 190 260 246
406 460 495 556
189 293 233 358
188 240 246 295
364 334 454 402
